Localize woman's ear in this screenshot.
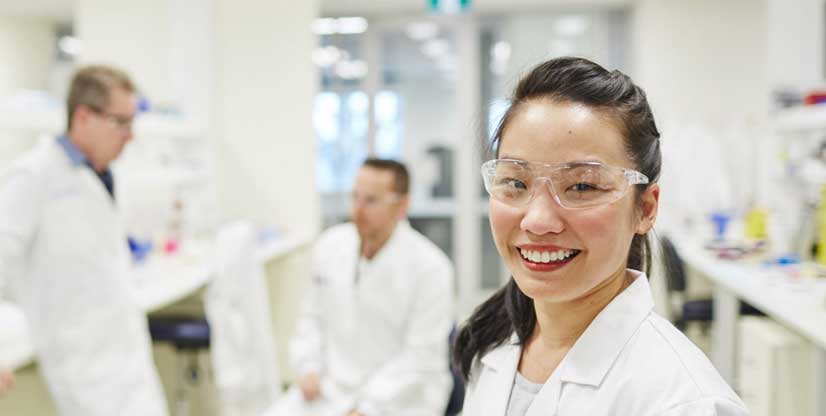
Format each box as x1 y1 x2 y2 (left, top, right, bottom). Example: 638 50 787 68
636 184 659 234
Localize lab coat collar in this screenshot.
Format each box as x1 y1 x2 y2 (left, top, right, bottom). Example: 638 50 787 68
556 269 653 387
361 219 411 264
480 332 521 372
56 134 88 167
56 136 116 202
479 333 522 416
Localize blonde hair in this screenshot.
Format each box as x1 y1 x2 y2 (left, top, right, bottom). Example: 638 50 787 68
66 65 135 130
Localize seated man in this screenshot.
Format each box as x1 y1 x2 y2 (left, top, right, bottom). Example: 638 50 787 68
268 158 455 416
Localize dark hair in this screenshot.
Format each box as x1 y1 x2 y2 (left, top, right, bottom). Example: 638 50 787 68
362 157 410 195
453 56 661 380
67 65 135 131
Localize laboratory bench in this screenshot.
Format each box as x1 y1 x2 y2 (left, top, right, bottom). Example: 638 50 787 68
0 231 312 372
670 234 826 416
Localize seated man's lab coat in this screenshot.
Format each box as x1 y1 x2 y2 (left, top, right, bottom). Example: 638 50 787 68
269 221 455 416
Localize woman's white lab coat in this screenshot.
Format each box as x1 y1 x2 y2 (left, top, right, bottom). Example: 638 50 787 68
462 270 749 416
0 140 167 415
285 221 454 416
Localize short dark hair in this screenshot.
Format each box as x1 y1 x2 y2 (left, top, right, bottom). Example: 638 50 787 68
362 158 410 195
66 65 135 130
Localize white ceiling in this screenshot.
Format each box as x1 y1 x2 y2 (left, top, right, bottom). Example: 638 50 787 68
0 0 629 22
0 0 73 21
322 0 630 16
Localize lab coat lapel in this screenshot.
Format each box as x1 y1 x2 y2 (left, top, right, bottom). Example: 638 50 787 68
479 335 521 416
557 271 653 387
75 164 129 270
79 167 115 209
526 374 561 416
78 169 119 228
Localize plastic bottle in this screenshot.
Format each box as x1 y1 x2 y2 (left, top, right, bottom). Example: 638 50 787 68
816 184 826 265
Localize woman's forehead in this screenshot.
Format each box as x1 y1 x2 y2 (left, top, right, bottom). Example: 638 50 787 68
499 100 629 166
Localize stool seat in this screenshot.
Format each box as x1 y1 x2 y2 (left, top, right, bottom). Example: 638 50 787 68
681 299 765 324
148 317 210 350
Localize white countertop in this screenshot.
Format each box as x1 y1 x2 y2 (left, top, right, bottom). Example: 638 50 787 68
673 235 826 350
0 232 311 371
133 243 214 312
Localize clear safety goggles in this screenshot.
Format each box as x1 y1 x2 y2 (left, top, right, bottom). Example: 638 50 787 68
88 106 134 131
350 190 401 208
480 159 649 209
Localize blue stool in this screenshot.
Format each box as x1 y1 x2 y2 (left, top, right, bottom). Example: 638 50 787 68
148 317 211 416
149 317 210 350
660 236 764 331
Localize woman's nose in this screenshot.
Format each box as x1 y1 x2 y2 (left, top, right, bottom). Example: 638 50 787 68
520 180 565 235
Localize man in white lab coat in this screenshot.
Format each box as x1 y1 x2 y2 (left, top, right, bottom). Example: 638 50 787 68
0 66 168 415
268 159 455 416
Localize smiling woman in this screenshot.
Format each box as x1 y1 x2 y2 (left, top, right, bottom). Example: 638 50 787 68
453 57 749 416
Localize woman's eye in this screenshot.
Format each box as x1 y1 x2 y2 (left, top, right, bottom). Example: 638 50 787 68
569 182 598 192
500 178 527 190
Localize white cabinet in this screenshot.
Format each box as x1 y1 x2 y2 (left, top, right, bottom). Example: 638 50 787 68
738 316 812 416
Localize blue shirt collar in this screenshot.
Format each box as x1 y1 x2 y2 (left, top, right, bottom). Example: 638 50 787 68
56 134 116 200
56 135 88 167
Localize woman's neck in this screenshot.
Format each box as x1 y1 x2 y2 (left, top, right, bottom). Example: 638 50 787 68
519 267 631 382
533 268 631 349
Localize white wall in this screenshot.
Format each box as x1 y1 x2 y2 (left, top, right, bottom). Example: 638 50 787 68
212 0 320 231
76 0 211 118
76 0 175 105
631 0 768 128
0 13 55 171
0 14 53 97
765 0 824 93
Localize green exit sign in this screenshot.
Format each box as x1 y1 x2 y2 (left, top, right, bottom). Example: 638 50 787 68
428 0 472 13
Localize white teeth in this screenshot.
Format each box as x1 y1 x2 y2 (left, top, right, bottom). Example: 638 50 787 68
519 248 578 264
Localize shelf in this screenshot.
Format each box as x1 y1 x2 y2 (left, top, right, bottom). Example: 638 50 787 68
408 199 489 218
773 105 826 133
796 158 826 185
0 107 205 140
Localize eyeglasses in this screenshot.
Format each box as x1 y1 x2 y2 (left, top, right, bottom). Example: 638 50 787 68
481 159 649 209
350 190 401 208
88 106 134 131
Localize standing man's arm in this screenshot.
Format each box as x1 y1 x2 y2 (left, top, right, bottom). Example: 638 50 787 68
0 370 14 396
0 167 41 399
0 167 40 300
354 259 454 416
